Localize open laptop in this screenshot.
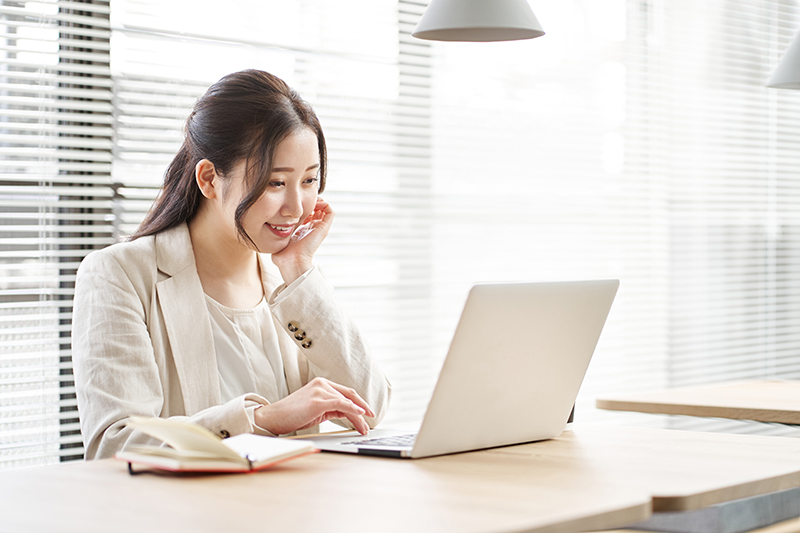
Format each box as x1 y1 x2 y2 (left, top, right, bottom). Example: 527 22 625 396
306 279 619 459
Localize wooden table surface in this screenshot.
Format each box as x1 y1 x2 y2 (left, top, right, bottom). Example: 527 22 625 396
596 379 800 424
5 424 800 533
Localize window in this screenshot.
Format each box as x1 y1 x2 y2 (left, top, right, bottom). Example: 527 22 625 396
0 0 111 469
2 0 800 471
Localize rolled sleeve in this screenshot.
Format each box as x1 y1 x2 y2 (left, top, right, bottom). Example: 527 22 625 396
245 403 278 437
268 266 315 306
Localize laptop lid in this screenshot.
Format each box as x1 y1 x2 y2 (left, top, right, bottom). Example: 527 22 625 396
408 279 619 458
307 279 619 459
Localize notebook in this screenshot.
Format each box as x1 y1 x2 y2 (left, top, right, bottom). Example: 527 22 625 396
307 279 619 459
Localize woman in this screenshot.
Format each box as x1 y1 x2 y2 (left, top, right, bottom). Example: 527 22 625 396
72 70 391 460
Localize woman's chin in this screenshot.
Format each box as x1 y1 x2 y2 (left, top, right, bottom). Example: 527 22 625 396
258 239 292 255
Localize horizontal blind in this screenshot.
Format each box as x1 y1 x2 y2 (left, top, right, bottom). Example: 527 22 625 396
110 0 800 436
647 0 800 434
0 0 111 470
4 0 799 473
426 0 800 434
110 0 436 424
426 0 670 426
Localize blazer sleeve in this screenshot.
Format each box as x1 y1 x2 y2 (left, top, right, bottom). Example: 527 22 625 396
268 267 392 429
72 249 268 460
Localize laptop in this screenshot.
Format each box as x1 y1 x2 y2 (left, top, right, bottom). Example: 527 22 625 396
306 279 619 459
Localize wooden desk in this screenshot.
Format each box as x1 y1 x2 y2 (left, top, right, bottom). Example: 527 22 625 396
5 425 800 533
596 380 800 424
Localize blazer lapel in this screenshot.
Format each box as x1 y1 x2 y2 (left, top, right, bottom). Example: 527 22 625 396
154 225 220 414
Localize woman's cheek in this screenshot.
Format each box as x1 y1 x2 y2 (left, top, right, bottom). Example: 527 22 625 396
302 197 318 222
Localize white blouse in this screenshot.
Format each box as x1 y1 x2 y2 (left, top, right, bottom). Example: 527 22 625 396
204 294 290 405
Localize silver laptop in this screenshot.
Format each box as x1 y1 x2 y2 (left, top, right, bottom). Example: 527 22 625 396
306 279 619 459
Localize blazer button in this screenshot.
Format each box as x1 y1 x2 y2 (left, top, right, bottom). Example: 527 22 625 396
220 430 231 439
301 340 312 349
294 330 306 341
288 322 299 332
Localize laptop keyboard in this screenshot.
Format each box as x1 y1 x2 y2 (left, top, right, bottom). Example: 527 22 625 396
343 433 417 447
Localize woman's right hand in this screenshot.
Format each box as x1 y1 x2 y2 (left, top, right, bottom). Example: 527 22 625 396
271 197 334 286
254 377 375 436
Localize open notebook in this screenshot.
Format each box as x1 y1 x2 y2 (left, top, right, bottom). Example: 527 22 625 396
303 279 619 459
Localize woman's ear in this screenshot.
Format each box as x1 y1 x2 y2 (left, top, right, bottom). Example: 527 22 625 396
195 159 218 199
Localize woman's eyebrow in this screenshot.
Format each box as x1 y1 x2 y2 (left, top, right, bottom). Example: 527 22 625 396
272 163 320 173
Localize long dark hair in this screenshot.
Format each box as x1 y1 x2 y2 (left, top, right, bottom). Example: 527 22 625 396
131 69 327 247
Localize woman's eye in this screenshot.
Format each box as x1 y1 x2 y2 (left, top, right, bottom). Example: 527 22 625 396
269 181 285 188
304 177 319 185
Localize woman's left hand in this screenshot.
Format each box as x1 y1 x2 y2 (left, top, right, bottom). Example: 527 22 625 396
253 377 374 436
271 197 334 285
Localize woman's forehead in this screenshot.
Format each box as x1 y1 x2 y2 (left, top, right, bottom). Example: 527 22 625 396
272 128 320 169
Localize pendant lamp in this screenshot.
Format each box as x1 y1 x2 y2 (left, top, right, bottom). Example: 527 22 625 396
767 31 800 89
412 0 545 42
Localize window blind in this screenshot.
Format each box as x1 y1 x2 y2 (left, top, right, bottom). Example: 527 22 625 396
109 0 800 436
110 0 439 424
402 0 800 435
0 0 111 469
632 0 800 435
5 0 800 472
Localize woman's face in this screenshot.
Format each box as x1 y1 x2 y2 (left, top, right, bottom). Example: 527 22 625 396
223 127 320 254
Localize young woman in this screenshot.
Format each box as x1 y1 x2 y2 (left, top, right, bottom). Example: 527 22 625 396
72 70 391 460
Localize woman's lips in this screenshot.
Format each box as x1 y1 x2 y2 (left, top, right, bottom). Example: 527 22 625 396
266 223 294 238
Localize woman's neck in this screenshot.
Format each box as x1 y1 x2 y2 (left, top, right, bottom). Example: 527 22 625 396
188 211 264 309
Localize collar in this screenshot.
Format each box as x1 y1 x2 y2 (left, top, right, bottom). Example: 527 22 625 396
154 223 196 277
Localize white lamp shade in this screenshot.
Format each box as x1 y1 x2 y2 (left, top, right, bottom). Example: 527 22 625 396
767 31 800 89
412 0 545 42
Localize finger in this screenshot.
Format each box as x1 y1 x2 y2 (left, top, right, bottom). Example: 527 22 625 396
313 198 334 217
315 397 369 435
348 414 370 435
327 382 375 418
299 209 325 228
313 411 369 435
301 201 330 226
324 409 369 435
326 381 373 416
321 397 366 418
311 206 327 223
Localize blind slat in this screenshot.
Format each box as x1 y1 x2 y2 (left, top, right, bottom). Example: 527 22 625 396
0 0 112 468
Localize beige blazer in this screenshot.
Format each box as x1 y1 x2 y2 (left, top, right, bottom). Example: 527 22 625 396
72 223 390 459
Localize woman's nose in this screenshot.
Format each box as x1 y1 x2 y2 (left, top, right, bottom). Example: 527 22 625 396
281 187 303 218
